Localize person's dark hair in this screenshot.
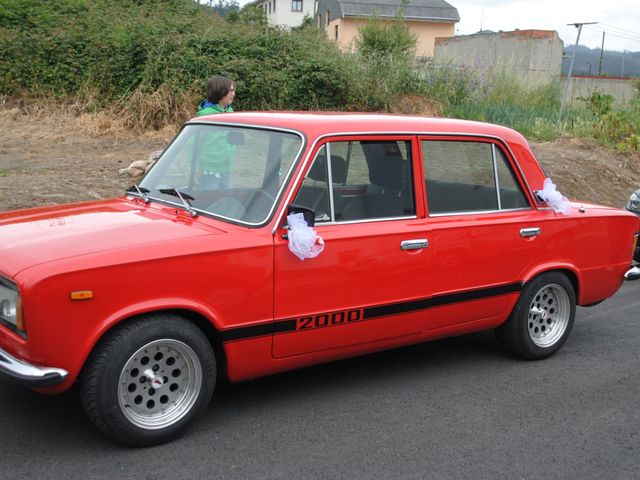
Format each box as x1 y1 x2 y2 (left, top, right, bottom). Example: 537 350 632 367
206 75 235 103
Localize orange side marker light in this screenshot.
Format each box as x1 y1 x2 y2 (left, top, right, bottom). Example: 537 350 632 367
70 290 94 301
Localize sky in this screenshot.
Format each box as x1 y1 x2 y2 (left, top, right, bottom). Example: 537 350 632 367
452 0 639 52
236 0 640 52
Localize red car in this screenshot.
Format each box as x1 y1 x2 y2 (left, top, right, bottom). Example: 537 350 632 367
0 113 638 446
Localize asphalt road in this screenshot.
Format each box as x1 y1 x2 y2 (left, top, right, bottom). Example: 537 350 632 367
1 282 639 480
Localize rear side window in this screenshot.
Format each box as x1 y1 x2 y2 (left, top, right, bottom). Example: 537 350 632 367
422 140 529 215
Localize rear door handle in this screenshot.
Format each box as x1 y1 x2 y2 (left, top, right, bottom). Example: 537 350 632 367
520 227 541 238
400 239 429 251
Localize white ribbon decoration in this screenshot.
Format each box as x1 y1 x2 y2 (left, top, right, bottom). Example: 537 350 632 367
537 178 571 215
287 213 325 260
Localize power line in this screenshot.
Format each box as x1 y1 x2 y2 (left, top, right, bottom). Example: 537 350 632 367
586 29 640 45
583 25 640 46
598 22 640 38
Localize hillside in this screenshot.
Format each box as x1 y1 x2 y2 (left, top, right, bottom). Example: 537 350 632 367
562 45 640 77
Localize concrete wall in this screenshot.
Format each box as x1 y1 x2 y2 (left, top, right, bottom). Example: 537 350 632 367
326 18 455 57
434 30 564 86
560 75 637 106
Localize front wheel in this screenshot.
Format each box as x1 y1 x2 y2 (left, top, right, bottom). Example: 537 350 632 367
80 314 216 446
496 272 576 360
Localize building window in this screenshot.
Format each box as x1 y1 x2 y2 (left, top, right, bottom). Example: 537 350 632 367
292 0 302 12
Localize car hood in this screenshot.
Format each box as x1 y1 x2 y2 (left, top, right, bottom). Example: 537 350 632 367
0 199 226 278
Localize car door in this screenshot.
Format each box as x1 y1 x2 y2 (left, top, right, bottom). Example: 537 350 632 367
420 136 543 329
272 136 434 358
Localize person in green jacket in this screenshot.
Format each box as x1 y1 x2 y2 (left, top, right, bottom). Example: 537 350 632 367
196 76 236 190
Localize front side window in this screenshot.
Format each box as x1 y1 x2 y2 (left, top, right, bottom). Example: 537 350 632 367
140 124 303 225
292 0 302 12
422 140 528 215
293 139 415 222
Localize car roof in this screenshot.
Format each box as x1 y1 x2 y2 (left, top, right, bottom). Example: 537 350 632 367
187 111 527 144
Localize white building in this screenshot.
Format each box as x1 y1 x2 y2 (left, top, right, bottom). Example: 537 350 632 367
248 0 316 28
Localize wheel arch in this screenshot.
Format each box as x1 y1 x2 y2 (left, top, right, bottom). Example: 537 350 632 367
521 265 580 301
170 308 229 382
75 305 230 388
496 267 578 360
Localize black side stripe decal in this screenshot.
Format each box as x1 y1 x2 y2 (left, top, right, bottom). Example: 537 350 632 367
220 319 297 342
363 282 522 319
219 282 522 342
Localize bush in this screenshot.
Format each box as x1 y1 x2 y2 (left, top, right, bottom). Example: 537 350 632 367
355 18 417 59
0 0 357 127
596 109 640 152
577 90 640 152
348 9 425 112
580 90 615 117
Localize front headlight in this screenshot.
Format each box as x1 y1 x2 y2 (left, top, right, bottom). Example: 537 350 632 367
0 277 24 333
626 190 640 214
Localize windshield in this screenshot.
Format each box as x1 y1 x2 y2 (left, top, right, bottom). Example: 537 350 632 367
139 124 304 225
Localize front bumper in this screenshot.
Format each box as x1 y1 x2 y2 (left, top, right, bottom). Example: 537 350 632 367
0 347 68 387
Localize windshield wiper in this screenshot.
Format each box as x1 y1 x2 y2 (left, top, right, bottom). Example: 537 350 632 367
126 185 150 203
159 188 198 217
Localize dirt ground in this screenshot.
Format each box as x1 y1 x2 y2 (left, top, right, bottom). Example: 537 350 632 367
0 108 638 212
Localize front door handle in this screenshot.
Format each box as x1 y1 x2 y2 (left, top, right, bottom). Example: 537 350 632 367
400 239 429 251
520 227 541 238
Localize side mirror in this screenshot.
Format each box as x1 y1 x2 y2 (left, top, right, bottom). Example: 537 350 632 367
287 204 315 227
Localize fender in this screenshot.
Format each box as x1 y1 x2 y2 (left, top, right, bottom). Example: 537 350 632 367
61 297 227 389
519 261 582 301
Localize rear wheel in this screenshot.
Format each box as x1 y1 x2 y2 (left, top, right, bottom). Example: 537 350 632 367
80 314 216 446
496 272 576 359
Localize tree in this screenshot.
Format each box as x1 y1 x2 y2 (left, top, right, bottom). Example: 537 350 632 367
354 1 417 59
355 18 417 59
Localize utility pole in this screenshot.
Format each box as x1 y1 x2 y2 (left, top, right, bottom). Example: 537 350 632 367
621 50 627 77
559 22 597 124
598 31 605 75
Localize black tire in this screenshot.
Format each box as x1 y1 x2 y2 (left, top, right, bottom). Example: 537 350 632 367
80 314 216 447
495 272 576 360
